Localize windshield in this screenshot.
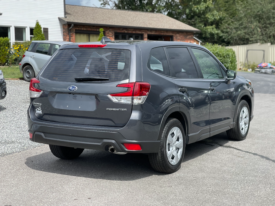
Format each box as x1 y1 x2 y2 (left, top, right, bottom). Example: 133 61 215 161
41 48 131 82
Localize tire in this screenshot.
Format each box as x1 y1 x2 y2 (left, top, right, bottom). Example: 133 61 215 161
23 65 35 82
49 145 84 160
0 89 6 99
227 100 250 141
148 118 186 174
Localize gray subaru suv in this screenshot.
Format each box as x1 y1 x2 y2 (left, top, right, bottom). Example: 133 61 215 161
19 41 72 81
28 40 254 173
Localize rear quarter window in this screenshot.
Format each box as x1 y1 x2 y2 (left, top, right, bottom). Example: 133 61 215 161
148 47 169 75
41 48 131 83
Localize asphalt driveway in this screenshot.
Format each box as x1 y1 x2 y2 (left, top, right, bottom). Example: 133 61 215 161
1 73 275 205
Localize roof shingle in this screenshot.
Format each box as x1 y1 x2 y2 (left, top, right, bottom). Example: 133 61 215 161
59 5 200 32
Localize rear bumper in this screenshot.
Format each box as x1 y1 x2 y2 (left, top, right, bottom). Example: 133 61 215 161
28 108 160 153
31 132 159 153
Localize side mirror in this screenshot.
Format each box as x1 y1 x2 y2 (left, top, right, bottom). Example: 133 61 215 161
226 70 236 80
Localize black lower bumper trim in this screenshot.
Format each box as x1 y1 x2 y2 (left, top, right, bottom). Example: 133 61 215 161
31 132 160 153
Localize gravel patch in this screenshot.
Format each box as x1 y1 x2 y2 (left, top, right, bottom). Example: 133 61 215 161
0 80 41 156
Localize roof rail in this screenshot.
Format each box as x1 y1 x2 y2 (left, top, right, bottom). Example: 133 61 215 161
101 36 112 44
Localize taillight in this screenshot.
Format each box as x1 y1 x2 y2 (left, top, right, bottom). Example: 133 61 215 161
108 82 151 105
78 44 107 48
22 54 25 59
29 133 33 139
123 143 142 151
29 78 43 98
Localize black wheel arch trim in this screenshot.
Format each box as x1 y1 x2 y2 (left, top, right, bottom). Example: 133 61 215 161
233 90 253 123
158 103 190 143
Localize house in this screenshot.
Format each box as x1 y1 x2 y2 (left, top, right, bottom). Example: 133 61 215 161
0 0 65 45
0 0 200 45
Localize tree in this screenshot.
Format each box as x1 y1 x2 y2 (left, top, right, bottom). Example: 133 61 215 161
97 28 104 41
223 0 275 45
33 21 45 41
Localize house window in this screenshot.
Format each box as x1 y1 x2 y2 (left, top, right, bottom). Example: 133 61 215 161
43 28 49 40
15 27 26 41
75 30 100 42
148 34 173 41
115 33 143 40
0 27 10 38
30 28 34 40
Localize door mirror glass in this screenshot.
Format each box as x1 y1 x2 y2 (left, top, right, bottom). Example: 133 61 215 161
226 70 236 80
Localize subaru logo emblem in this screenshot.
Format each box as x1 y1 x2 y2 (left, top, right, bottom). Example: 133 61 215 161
68 85 77 92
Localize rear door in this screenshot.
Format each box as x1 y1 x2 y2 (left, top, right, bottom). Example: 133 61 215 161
33 46 133 127
165 47 211 143
32 43 51 70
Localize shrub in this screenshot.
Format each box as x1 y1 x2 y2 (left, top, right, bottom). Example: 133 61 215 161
8 41 31 65
33 21 45 40
240 62 257 72
97 28 104 41
204 43 237 71
0 37 10 65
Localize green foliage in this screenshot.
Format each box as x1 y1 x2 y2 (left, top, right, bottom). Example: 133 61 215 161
181 0 225 44
97 28 104 41
100 0 166 12
8 41 31 65
204 43 237 70
33 21 45 41
0 37 10 65
223 0 275 45
240 62 257 71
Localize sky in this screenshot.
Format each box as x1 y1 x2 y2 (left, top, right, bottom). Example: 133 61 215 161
65 0 102 7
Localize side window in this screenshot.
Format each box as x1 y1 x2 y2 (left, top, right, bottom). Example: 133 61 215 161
191 48 224 79
148 47 169 75
35 43 51 55
49 44 60 56
27 42 36 52
166 47 198 78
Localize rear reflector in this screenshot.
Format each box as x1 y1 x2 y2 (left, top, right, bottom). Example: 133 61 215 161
123 143 142 151
29 78 43 98
108 82 151 105
78 44 107 48
29 133 33 139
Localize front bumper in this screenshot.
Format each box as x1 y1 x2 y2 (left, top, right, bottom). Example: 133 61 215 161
28 108 160 153
0 80 6 100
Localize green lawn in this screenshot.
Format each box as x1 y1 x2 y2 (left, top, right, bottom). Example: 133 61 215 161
0 66 23 79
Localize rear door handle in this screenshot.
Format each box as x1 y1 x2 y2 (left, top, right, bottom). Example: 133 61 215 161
179 87 187 93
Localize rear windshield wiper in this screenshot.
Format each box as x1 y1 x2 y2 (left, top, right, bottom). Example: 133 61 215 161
75 77 109 82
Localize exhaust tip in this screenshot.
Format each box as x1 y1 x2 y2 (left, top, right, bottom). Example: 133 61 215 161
108 146 115 153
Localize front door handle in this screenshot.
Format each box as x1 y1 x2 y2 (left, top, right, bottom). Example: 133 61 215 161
179 87 187 93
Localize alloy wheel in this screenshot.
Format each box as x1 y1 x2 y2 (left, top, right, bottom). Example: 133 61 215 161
166 127 184 165
239 106 249 135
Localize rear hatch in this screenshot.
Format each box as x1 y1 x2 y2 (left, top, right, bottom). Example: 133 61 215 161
32 45 133 127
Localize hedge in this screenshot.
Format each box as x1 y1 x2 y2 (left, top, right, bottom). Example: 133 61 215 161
204 43 237 71
0 37 10 65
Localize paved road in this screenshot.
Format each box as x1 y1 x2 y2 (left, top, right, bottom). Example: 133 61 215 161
237 71 275 94
1 74 275 205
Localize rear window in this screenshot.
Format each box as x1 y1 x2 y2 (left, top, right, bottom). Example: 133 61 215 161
41 48 131 82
